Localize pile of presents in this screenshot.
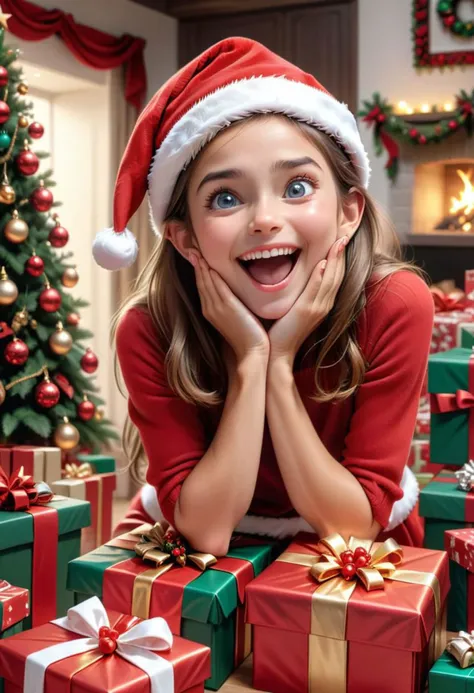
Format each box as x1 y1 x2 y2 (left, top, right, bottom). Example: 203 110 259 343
0 271 474 693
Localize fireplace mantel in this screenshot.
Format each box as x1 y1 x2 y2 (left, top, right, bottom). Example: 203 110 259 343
407 233 474 247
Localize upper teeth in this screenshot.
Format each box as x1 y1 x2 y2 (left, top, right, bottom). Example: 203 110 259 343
239 247 297 262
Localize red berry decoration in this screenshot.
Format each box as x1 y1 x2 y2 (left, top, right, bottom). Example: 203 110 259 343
35 380 60 408
25 254 44 277
81 348 99 374
98 626 110 638
172 547 181 557
341 563 356 581
355 555 369 568
180 546 186 554
409 128 419 139
449 120 458 130
4 339 29 366
98 636 117 655
340 550 354 565
0 67 8 87
15 145 39 176
77 397 95 421
39 286 61 312
0 101 10 125
419 135 427 144
353 547 369 560
30 181 53 212
48 222 69 248
28 121 44 139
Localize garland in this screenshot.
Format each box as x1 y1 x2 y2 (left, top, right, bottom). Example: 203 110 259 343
437 0 474 38
413 0 474 67
358 90 474 180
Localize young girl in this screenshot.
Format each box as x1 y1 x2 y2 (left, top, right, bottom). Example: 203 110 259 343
93 37 434 555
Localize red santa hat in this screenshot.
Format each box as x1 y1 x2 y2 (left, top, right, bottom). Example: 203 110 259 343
93 36 371 271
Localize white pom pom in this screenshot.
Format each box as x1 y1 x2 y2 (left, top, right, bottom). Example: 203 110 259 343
92 227 138 271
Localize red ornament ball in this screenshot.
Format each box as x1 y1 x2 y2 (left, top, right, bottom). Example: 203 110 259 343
35 380 60 408
39 286 61 312
0 101 10 125
444 14 456 27
25 254 44 277
66 312 80 327
409 128 419 138
30 184 53 212
419 135 427 145
81 348 99 374
341 563 356 581
5 339 29 366
0 67 8 87
377 114 386 123
340 550 354 565
28 121 44 139
16 149 39 176
355 555 369 568
353 547 369 560
77 398 95 421
48 224 69 248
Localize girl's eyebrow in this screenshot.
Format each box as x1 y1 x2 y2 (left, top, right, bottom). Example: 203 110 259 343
196 157 322 192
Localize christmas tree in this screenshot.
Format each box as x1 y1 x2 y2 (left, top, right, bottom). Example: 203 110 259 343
0 17 118 453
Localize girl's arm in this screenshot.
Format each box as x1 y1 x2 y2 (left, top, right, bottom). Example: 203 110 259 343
174 352 267 556
266 271 434 540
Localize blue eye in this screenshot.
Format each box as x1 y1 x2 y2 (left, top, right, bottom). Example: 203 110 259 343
285 178 315 199
208 190 240 210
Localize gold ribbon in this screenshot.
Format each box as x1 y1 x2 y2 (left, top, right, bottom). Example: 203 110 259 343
62 462 93 479
447 630 474 668
131 522 218 620
277 533 445 693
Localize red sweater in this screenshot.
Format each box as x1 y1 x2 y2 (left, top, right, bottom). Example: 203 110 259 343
116 270 434 546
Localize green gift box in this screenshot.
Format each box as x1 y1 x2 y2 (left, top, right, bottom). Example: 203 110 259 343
429 347 474 466
67 531 278 690
461 325 474 350
0 496 90 631
76 453 116 474
420 470 474 631
430 651 474 692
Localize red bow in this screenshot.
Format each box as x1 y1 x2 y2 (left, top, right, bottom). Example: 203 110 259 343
431 390 474 415
430 286 467 313
0 466 53 511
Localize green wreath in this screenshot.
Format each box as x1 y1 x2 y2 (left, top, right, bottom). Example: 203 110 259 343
437 0 474 38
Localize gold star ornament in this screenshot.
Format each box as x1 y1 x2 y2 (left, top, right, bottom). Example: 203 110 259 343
0 7 12 31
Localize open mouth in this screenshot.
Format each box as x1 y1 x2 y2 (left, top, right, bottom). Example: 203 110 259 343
238 249 301 286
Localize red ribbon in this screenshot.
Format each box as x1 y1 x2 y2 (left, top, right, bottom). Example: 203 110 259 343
379 130 400 172
430 352 474 460
0 467 53 511
430 286 467 313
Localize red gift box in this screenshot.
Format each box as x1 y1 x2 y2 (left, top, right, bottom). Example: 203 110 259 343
0 597 210 693
431 310 474 354
415 396 430 437
0 582 29 632
246 532 449 693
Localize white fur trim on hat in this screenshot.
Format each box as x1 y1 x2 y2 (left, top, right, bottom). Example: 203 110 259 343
147 76 371 233
92 227 138 271
139 465 418 540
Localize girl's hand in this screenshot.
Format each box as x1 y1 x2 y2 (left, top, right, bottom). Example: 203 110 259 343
268 235 349 367
189 251 270 365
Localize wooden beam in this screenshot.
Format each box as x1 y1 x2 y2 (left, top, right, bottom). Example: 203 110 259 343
134 0 348 20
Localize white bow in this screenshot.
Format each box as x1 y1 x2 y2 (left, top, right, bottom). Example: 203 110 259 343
455 460 474 491
24 597 174 693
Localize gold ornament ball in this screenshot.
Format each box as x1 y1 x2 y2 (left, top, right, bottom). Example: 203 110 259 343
61 267 79 288
0 268 18 306
54 417 80 451
18 114 28 128
30 319 37 329
17 81 29 95
0 380 5 406
0 183 15 205
94 408 105 422
49 323 73 355
4 212 29 244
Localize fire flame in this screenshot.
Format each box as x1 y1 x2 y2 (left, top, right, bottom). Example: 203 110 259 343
450 169 474 216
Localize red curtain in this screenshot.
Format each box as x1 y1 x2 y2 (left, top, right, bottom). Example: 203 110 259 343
3 0 147 111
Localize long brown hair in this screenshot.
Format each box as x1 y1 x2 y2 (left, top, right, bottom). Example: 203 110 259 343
111 115 426 483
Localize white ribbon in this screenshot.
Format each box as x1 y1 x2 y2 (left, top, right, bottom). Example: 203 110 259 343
0 580 12 592
23 597 174 693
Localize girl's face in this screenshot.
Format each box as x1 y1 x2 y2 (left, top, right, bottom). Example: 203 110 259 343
182 117 360 320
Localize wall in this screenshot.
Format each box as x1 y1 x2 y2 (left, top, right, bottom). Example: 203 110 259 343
358 0 474 214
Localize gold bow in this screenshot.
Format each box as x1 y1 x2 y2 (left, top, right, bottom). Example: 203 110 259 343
134 522 217 571
447 631 474 668
62 462 93 479
310 533 404 591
